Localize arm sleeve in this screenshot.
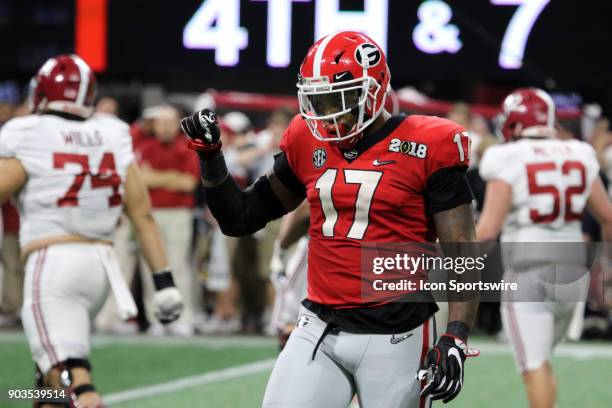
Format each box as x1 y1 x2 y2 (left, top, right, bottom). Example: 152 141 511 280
202 151 288 237
424 125 473 214
202 115 305 237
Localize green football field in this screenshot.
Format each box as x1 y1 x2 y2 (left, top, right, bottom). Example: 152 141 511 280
0 331 610 407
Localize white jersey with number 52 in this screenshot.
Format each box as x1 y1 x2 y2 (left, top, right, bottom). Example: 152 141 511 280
0 113 134 247
479 138 599 242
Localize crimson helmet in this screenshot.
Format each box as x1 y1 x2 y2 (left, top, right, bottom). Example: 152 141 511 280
499 87 556 142
297 31 391 146
29 54 96 118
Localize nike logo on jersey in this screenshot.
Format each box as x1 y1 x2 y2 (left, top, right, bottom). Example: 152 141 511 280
390 333 413 344
373 159 396 166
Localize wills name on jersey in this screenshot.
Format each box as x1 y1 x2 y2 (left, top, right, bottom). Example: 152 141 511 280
480 138 600 242
280 115 471 307
0 113 134 247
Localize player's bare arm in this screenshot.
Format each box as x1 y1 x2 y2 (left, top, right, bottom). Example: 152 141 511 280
476 179 513 242
123 162 184 323
124 163 169 271
180 109 303 237
435 203 480 328
278 200 310 249
0 158 27 204
419 199 481 403
269 200 310 294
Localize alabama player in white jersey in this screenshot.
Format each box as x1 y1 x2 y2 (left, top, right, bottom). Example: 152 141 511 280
477 88 612 408
0 54 184 408
269 201 309 349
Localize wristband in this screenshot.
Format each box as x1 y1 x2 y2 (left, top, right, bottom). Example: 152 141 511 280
153 270 175 291
445 321 470 342
197 150 230 188
187 138 222 154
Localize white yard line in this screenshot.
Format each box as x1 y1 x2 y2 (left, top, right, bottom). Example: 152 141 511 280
472 342 612 360
90 334 276 349
104 358 276 405
2 331 611 359
1 330 611 358
0 331 276 348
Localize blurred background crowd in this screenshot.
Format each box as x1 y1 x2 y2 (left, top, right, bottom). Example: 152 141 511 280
1 84 611 341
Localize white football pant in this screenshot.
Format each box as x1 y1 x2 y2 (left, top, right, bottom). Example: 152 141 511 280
263 307 434 408
21 243 119 373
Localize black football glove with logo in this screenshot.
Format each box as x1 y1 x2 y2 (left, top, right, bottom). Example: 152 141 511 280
417 321 480 403
180 109 221 153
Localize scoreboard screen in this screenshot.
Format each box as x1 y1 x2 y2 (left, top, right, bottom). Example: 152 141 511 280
1 0 611 92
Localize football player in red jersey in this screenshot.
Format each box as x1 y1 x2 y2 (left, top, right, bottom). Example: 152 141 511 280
182 31 479 407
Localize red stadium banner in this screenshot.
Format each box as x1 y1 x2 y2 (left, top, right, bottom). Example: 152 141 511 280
208 90 582 120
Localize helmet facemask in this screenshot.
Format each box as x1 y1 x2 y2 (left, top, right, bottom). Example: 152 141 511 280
297 75 386 144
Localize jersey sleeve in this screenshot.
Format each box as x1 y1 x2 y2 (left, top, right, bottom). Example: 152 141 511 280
424 124 473 213
278 115 302 173
115 120 135 171
0 118 24 158
275 115 307 197
425 126 470 177
479 144 522 185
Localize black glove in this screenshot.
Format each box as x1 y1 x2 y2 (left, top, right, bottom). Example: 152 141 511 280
152 270 184 324
417 321 479 403
180 109 221 153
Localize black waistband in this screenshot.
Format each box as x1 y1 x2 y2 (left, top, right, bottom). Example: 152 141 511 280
302 292 438 335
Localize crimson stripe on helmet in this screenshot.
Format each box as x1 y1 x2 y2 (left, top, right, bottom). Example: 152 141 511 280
313 33 337 77
72 55 90 105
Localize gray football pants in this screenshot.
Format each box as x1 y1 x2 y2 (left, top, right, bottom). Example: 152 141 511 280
263 307 434 408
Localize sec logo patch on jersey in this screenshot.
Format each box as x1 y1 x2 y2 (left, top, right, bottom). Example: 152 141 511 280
312 148 327 168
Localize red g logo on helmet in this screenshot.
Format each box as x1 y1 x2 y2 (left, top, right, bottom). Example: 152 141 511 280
297 31 391 146
30 54 96 118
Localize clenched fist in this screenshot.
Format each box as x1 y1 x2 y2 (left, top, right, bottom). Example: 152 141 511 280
181 109 221 153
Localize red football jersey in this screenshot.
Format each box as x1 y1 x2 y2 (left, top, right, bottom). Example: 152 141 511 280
280 115 470 308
